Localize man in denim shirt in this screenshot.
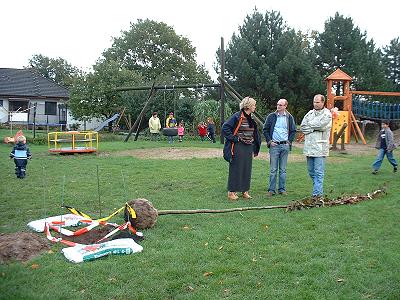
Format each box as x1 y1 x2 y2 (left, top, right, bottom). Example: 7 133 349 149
263 99 296 196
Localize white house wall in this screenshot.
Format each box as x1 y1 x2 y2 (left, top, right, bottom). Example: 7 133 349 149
67 112 103 131
0 100 9 122
30 100 60 124
0 98 66 125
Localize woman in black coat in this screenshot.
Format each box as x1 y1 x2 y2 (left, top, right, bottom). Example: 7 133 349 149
222 97 261 201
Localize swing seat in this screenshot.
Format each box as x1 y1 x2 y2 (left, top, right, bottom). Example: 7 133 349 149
162 128 178 136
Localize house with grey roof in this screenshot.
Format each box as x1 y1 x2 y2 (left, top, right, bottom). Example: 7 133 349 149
0 68 69 127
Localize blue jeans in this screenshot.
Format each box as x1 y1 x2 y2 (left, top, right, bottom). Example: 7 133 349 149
167 136 174 144
268 144 289 193
306 156 325 197
372 148 398 170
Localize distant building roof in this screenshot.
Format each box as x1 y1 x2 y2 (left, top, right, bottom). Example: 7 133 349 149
325 68 353 81
0 68 69 99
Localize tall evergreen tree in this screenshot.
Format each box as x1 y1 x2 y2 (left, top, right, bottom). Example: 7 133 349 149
382 37 400 91
314 13 388 91
219 9 322 120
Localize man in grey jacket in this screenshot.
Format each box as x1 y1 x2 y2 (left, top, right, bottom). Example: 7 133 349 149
300 94 332 198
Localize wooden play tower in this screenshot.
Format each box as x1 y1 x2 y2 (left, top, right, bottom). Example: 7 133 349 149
325 69 361 144
326 68 400 144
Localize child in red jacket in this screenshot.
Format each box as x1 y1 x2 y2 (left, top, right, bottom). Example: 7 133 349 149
198 122 207 141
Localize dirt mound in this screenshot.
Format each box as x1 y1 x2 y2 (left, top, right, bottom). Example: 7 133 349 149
64 225 135 244
0 232 50 263
0 226 140 264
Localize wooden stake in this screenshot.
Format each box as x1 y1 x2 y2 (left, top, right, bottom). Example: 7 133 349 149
96 165 102 218
331 123 347 150
349 121 359 143
350 111 366 144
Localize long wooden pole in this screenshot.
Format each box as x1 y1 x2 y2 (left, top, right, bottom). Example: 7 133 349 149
217 76 264 125
220 37 226 144
351 91 400 97
114 83 220 92
157 205 288 215
124 81 156 142
349 121 359 143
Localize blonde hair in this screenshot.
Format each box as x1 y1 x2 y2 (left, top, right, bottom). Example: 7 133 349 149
16 135 26 143
239 97 256 110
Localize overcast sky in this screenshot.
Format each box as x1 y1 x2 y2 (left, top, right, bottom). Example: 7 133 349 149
1 0 399 79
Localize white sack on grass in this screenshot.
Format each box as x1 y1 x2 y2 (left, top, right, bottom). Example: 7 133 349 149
62 238 143 263
27 214 86 232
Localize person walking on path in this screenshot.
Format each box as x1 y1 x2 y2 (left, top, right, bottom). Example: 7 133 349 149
372 120 398 174
222 97 261 201
300 94 332 198
263 98 296 196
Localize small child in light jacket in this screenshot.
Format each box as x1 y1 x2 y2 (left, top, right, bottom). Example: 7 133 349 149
10 135 32 179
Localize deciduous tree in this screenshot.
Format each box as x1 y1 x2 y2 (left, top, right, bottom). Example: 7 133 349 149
103 19 211 84
28 54 81 87
69 59 145 130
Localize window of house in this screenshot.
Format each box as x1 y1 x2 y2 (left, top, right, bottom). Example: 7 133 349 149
45 102 57 115
9 100 28 111
0 100 3 107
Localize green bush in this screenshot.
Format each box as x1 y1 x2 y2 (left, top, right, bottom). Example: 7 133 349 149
27 135 47 145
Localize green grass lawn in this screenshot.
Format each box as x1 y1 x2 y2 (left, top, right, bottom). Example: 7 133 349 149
0 133 399 299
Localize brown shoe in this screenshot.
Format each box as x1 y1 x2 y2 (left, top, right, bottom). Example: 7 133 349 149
279 191 288 195
228 192 238 201
242 192 252 199
267 191 275 197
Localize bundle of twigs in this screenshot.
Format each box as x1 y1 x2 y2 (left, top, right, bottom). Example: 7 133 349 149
285 188 386 212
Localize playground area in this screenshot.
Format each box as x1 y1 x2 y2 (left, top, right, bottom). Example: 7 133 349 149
1 67 399 298
1 132 399 298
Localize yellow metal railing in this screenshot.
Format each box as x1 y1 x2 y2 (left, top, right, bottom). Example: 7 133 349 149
47 131 99 153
